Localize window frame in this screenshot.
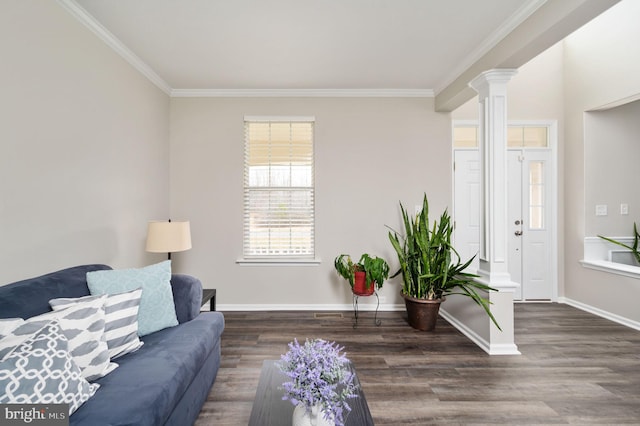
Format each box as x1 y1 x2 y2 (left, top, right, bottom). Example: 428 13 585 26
237 116 320 265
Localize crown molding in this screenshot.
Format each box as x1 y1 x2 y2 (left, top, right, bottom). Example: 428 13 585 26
170 88 434 98
57 0 172 95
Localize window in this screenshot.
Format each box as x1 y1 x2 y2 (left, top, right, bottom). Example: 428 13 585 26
243 117 315 259
508 126 548 148
453 125 478 148
453 124 549 148
529 161 545 229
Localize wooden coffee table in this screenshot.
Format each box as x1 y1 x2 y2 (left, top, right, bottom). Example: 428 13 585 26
248 360 374 425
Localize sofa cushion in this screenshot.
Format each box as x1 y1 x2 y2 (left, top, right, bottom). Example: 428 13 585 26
87 261 178 336
0 319 99 415
0 296 117 381
69 312 225 426
0 265 111 320
50 289 144 359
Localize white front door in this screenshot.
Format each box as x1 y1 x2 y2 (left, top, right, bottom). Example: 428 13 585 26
454 141 555 301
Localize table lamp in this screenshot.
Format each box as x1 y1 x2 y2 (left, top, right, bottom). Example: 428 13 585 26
145 220 192 260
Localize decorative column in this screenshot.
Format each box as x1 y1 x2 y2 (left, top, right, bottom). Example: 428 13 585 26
469 69 520 355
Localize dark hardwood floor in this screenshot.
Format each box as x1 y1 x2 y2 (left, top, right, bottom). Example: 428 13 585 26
196 304 640 425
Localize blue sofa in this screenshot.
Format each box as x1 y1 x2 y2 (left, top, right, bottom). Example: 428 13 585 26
0 264 225 426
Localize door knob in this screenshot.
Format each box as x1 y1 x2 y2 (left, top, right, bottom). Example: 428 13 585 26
515 220 521 225
515 230 523 236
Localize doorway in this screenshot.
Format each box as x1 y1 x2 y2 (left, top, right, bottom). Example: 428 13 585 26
453 121 557 301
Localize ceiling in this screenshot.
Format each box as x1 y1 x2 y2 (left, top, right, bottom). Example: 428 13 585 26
63 0 621 108
70 0 538 94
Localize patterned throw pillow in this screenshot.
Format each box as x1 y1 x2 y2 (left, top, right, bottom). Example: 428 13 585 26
0 319 99 415
50 289 144 359
86 261 178 337
0 296 117 381
0 319 25 359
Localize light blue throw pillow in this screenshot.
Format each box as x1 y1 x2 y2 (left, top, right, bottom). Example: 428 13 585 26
86 261 178 337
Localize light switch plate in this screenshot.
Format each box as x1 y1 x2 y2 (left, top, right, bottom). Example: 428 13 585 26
595 205 608 216
621 203 629 215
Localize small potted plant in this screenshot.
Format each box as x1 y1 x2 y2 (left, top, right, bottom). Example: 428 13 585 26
334 254 389 296
278 338 359 426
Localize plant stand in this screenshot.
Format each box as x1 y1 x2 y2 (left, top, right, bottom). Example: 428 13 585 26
352 291 381 328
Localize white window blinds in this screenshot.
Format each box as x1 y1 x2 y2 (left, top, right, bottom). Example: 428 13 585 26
243 118 315 258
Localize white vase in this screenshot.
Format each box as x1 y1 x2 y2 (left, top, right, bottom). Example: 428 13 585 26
292 404 335 426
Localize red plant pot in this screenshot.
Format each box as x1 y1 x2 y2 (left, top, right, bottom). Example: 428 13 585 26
353 271 375 296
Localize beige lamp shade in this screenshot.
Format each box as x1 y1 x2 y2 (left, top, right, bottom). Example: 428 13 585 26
145 221 192 254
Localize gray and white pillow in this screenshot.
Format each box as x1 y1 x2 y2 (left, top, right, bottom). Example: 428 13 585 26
0 318 24 361
50 289 144 359
0 319 99 415
0 296 117 381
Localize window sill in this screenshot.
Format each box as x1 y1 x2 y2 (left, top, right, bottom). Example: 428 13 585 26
236 258 322 266
580 259 640 280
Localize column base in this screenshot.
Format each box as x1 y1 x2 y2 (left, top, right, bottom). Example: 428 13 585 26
475 269 520 292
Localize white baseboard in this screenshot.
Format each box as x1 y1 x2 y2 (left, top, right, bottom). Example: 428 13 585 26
439 309 521 356
215 303 406 312
557 297 640 331
486 343 521 355
439 309 490 353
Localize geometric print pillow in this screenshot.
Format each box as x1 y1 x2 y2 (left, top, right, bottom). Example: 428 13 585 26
0 319 99 415
87 261 178 337
0 296 117 381
50 289 144 359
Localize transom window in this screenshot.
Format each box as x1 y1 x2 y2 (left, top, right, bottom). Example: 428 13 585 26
508 126 548 148
453 126 479 148
243 117 315 259
453 124 549 148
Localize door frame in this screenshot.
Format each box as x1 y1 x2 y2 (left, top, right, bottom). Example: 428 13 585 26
452 119 559 302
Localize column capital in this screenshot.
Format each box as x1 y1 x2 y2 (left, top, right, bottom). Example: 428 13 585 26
469 69 518 94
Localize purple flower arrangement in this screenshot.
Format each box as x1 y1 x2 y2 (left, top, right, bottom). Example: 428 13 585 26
278 338 359 426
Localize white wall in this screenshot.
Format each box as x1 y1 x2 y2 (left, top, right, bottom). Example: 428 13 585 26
169 97 451 306
0 0 170 284
563 0 640 323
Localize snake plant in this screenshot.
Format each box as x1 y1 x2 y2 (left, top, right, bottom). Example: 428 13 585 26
388 194 501 330
598 222 640 264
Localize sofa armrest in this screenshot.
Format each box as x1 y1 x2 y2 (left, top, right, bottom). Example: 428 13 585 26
170 274 203 323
